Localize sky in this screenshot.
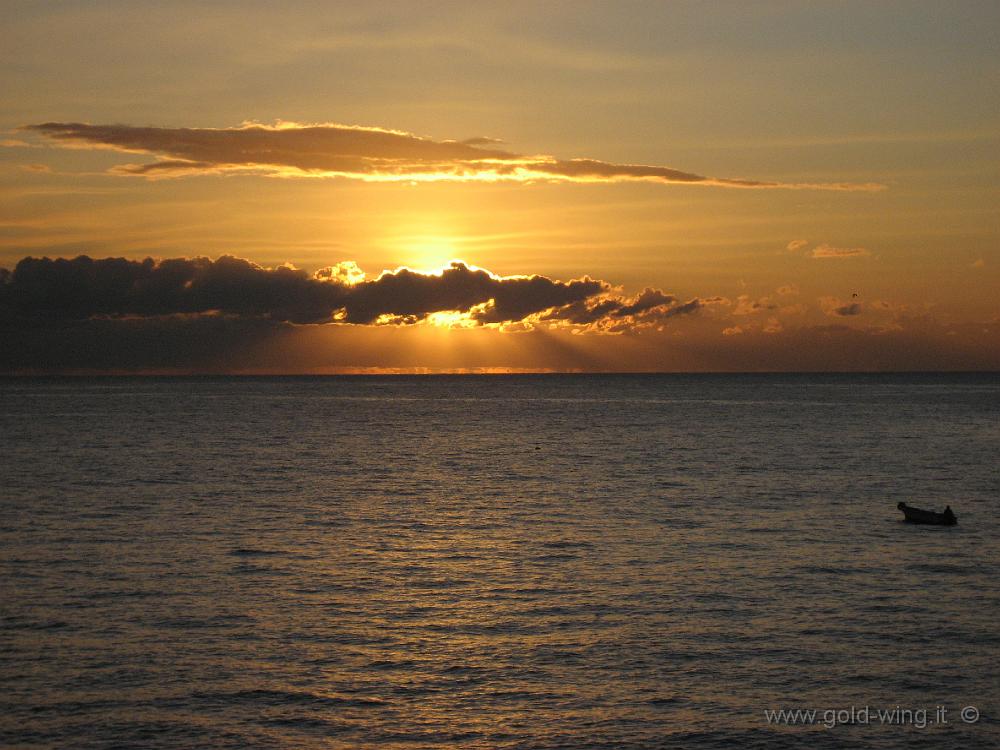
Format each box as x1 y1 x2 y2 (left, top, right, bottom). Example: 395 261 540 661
1 0 998 373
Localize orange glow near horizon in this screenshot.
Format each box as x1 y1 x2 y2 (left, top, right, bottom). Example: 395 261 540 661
1 3 998 373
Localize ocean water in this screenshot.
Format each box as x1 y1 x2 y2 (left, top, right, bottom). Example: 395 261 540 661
1 374 998 749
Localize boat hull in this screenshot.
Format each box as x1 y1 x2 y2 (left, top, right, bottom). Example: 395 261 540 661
898 503 957 526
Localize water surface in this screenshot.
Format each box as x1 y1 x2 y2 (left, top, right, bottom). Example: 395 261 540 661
2 374 998 748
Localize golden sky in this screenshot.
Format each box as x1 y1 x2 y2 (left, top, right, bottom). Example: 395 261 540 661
1 1 998 372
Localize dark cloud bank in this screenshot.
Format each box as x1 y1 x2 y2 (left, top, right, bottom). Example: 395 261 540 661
3 255 995 373
0 254 714 370
0 254 696 326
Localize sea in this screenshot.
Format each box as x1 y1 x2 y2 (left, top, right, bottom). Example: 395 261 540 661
1 374 998 749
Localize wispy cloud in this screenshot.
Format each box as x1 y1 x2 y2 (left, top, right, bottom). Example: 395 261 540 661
18 163 53 174
787 240 871 258
811 243 871 259
24 121 886 192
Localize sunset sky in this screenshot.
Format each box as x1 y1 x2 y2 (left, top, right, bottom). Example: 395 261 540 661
2 1 998 372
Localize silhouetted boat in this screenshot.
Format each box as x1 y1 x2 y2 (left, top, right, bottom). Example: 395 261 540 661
897 502 957 525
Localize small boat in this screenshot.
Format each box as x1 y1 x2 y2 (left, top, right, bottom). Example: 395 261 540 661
897 502 957 526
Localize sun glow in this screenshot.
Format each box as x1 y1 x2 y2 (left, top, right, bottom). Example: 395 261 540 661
423 310 479 328
399 236 463 271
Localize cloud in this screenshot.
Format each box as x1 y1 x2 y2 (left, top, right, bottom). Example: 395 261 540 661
834 303 863 317
0 255 626 328
23 121 886 192
720 311 784 336
19 163 53 173
763 316 783 334
343 263 606 325
3 261 996 373
2 255 337 324
459 136 506 147
0 254 737 370
787 241 872 259
538 287 714 333
819 296 863 317
811 243 871 259
0 255 732 336
732 294 777 316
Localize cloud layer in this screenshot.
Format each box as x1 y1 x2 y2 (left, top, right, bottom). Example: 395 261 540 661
2 254 996 373
24 122 885 191
0 254 703 331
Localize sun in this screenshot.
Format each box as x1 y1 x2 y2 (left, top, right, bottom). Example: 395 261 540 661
399 236 462 271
